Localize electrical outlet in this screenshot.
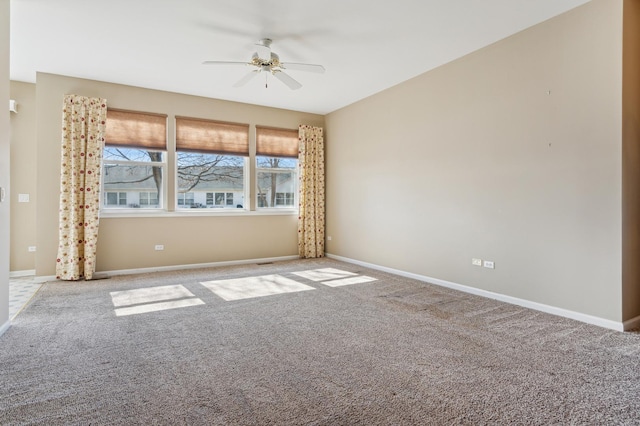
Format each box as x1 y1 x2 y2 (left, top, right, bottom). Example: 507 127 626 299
154 245 164 251
472 258 482 266
327 236 332 241
483 260 495 269
28 246 36 252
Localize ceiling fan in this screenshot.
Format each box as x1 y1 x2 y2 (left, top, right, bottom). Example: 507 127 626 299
202 38 325 90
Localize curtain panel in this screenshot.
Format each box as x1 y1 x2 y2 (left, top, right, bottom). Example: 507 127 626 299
297 125 325 258
56 95 107 280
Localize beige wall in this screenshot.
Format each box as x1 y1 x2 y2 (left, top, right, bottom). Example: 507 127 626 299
622 0 640 321
326 0 625 322
9 82 36 272
0 0 9 327
35 73 323 276
97 215 297 271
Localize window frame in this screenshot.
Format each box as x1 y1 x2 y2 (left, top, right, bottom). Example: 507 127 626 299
101 109 168 214
255 126 299 212
100 111 302 217
175 116 250 212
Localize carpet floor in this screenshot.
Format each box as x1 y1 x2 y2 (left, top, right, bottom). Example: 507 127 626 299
1 258 639 425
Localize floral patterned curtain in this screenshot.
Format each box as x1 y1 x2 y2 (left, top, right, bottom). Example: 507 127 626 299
56 95 107 280
297 125 325 258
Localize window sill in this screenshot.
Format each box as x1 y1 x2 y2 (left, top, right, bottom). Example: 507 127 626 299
100 208 298 219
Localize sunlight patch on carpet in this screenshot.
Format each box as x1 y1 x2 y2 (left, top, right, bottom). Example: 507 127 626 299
200 274 315 301
114 299 205 317
111 285 196 307
292 268 358 282
320 276 378 287
110 284 205 316
293 268 378 287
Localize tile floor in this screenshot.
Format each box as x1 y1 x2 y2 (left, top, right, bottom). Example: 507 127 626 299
9 276 42 320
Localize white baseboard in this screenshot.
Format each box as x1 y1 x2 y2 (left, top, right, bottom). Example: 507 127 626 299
0 319 10 338
9 270 35 278
92 255 300 279
327 253 627 332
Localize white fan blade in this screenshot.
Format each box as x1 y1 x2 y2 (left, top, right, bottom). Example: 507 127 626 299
233 70 260 87
273 71 302 90
202 61 251 66
282 63 325 74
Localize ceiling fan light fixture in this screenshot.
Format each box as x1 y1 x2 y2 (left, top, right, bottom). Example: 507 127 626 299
203 38 324 90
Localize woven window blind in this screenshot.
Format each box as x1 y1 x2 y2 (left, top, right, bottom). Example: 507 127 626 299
176 116 249 156
105 109 167 150
256 126 299 158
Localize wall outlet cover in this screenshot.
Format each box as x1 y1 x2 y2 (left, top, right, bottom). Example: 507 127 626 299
483 260 495 269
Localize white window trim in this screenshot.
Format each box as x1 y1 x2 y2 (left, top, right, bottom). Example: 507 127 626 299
100 209 297 218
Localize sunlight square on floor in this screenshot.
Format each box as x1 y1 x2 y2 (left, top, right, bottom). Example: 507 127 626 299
292 268 358 282
320 276 378 287
110 284 204 316
200 274 315 301
110 285 196 307
114 299 205 317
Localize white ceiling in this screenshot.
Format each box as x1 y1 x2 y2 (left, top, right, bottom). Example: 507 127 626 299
10 0 591 115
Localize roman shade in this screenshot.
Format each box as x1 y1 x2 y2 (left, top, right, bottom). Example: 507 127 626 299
176 116 249 156
256 126 299 158
105 109 167 150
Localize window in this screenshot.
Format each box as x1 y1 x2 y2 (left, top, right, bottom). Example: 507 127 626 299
275 192 295 206
102 109 167 210
175 117 249 210
102 110 299 214
205 192 235 207
256 126 298 209
105 191 127 206
177 192 195 207
139 191 159 207
257 193 267 208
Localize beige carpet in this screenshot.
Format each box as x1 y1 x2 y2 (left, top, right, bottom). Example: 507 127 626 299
1 258 639 425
